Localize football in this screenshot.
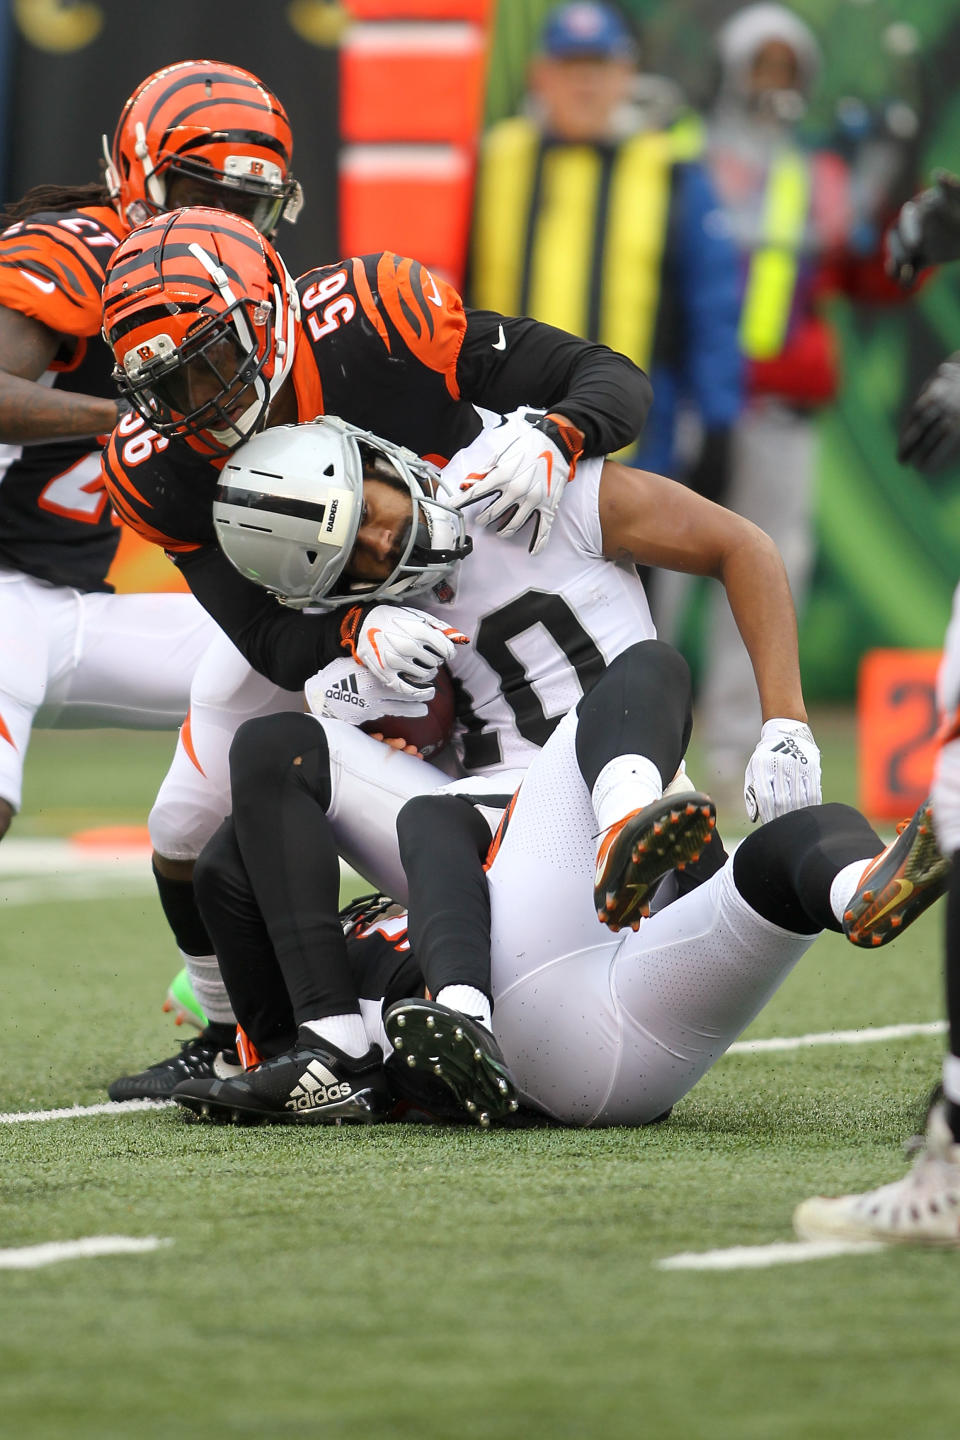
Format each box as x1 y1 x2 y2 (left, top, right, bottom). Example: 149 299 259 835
360 664 456 758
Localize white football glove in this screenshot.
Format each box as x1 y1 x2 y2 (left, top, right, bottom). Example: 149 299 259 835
349 604 468 699
744 718 822 824
451 408 584 555
305 656 428 726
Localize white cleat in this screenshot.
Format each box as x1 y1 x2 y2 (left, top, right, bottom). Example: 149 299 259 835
793 1104 960 1247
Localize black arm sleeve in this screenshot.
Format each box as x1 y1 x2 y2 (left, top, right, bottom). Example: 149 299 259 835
176 544 357 691
457 310 653 457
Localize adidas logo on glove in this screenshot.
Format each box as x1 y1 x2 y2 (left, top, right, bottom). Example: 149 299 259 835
325 673 367 708
770 735 808 764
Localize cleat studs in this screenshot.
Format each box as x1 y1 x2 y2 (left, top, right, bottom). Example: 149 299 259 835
508 1099 519 1112
393 1037 403 1050
676 861 686 872
396 1014 406 1028
466 1100 477 1113
406 1054 417 1067
497 1078 508 1094
474 1048 483 1061
433 1063 443 1076
871 934 883 947
479 1112 490 1128
454 1027 464 1041
426 1015 435 1030
201 1103 211 1118
653 823 663 836
690 852 700 863
685 803 696 815
862 890 874 903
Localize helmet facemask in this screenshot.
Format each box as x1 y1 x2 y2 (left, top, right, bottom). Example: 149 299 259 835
107 224 299 458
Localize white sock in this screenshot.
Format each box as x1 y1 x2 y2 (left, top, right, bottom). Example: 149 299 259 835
436 984 492 1031
828 860 873 926
301 1013 370 1059
943 1054 960 1109
182 950 236 1026
663 760 696 799
591 754 662 835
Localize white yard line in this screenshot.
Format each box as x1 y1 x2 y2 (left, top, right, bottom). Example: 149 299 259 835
0 1099 172 1124
728 1020 947 1053
0 1236 172 1270
656 1239 887 1271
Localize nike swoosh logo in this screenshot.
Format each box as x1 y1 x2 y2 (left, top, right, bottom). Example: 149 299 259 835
868 877 914 926
539 449 553 493
492 324 507 351
424 271 442 307
366 629 383 667
19 270 56 294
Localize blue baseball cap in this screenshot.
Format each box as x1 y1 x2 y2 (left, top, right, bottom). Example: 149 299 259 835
540 3 637 61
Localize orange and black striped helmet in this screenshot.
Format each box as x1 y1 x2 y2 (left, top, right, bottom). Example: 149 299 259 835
102 207 300 457
104 60 302 237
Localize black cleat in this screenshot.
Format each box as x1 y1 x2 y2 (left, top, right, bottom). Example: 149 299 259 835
108 1027 242 1102
383 1000 520 1128
843 797 951 947
171 1027 391 1125
594 792 717 931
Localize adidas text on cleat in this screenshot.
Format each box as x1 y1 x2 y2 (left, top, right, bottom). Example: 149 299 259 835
594 792 716 931
383 1000 520 1128
843 797 950 948
171 1028 391 1125
108 1028 241 1102
162 967 207 1030
793 1104 960 1247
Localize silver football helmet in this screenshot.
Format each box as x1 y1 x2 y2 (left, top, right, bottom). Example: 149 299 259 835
212 416 472 609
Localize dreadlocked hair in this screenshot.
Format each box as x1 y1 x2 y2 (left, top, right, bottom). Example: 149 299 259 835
0 181 113 230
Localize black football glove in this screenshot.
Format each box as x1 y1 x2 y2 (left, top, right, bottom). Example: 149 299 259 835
898 353 960 472
886 171 960 285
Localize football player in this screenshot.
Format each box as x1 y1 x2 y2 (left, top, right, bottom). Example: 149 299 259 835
0 59 307 847
110 387 823 1117
99 205 653 1098
170 639 947 1127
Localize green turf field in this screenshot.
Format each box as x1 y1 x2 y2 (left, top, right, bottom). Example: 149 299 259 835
2 715 953 1440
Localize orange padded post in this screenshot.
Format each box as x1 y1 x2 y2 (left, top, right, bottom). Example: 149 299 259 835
858 648 942 820
339 2 495 287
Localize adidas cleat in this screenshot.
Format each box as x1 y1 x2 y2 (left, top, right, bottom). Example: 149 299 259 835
383 1000 520 1127
594 792 716 931
162 967 207 1031
108 1028 242 1101
843 797 950 948
171 1028 391 1125
793 1104 960 1247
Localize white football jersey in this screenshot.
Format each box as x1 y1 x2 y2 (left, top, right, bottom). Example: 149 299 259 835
421 452 656 777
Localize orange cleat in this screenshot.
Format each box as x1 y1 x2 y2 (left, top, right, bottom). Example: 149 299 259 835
594 792 716 932
843 797 950 948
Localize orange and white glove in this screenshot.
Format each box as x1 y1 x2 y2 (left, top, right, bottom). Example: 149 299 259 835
343 604 468 699
452 408 584 555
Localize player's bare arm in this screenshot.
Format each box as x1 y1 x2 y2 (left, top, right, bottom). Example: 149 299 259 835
597 459 807 726
0 304 120 441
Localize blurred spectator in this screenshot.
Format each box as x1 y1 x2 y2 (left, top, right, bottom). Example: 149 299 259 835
469 1 742 495
697 2 916 808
